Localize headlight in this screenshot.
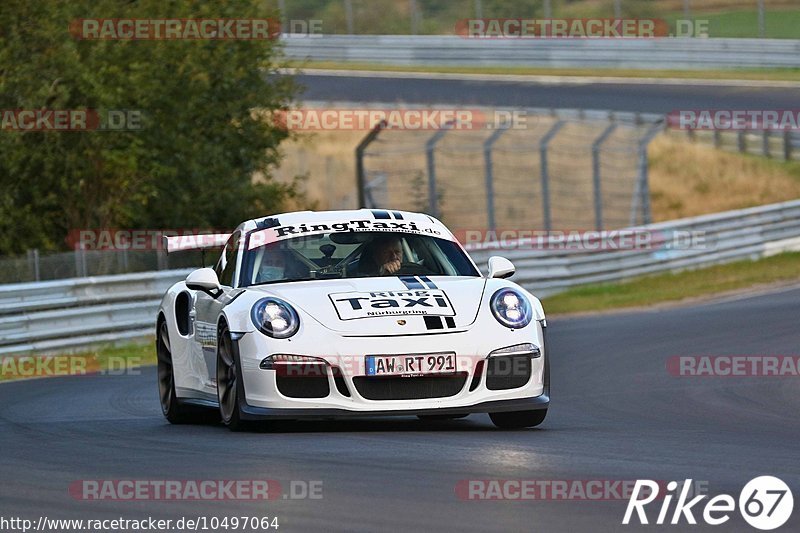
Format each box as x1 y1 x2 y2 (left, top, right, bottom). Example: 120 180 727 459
251 298 300 339
490 289 532 329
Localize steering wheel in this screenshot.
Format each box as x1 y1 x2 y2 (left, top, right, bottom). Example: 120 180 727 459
394 262 436 276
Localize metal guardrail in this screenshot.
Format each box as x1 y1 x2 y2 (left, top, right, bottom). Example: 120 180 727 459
284 36 800 70
0 200 799 355
0 270 190 355
468 199 800 296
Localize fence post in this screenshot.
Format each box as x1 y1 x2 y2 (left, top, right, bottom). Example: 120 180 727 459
74 246 88 278
539 120 565 232
27 249 41 282
785 129 793 161
591 121 618 231
483 127 509 233
474 0 483 18
344 0 354 34
737 130 746 153
713 129 721 149
409 0 419 34
762 130 771 158
156 248 167 270
630 122 663 226
425 124 453 219
278 0 287 33
355 120 387 209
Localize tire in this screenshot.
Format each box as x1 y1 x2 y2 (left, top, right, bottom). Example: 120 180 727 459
417 414 469 421
217 322 247 431
157 319 203 424
489 409 547 429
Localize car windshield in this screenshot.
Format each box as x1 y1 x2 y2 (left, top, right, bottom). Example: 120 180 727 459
240 230 480 286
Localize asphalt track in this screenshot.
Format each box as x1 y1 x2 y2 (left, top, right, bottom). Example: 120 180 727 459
1 285 798 532
297 72 800 113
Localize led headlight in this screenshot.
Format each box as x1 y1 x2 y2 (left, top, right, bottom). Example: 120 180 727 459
490 289 532 329
251 297 299 339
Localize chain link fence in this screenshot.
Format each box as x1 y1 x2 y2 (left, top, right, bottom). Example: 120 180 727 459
0 249 206 285
358 108 663 234
682 128 800 161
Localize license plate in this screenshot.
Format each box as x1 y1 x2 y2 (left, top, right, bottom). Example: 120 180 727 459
365 353 456 377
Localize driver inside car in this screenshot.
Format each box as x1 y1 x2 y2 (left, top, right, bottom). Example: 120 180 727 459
256 249 288 283
358 234 403 276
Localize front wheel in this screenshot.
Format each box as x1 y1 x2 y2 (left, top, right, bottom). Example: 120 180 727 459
489 409 547 429
217 323 247 431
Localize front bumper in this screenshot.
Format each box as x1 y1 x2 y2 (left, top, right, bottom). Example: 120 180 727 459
232 321 550 420
238 394 549 420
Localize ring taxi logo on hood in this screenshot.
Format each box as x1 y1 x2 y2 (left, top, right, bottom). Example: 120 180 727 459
330 289 456 320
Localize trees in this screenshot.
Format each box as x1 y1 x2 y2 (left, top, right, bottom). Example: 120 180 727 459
0 0 300 255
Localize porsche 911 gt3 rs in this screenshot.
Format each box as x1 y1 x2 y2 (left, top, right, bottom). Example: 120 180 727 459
156 209 549 430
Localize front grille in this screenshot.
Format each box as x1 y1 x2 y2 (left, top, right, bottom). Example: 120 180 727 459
353 373 468 400
486 355 532 390
276 370 330 399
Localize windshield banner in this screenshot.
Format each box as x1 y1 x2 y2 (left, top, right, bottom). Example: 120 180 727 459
247 219 454 250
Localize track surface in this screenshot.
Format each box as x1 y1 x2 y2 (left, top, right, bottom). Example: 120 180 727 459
1 287 798 532
297 73 800 113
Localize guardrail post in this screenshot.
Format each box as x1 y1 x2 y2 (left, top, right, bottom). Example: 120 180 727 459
630 122 663 226
713 130 721 149
737 130 746 153
591 121 618 231
762 130 771 158
425 124 453 219
785 129 793 161
539 120 565 232
483 126 509 233
355 120 387 209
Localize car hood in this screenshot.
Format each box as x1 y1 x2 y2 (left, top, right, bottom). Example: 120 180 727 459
251 276 487 336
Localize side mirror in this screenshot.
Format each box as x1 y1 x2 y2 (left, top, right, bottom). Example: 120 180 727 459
487 256 515 279
186 268 221 293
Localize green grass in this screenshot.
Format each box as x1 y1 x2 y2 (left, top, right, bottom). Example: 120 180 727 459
541 251 800 315
0 340 155 382
291 61 800 83
665 9 800 39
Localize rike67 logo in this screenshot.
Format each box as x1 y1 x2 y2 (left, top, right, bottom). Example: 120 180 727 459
624 476 793 530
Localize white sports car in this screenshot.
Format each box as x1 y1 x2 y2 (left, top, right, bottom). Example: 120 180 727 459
156 209 549 430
